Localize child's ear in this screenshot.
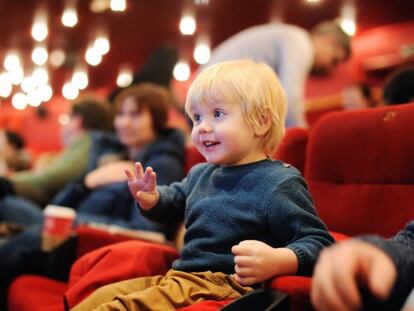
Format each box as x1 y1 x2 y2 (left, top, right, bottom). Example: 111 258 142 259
254 113 271 137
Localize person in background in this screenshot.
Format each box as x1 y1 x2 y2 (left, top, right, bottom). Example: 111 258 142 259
0 98 113 206
0 83 186 311
72 60 333 311
342 83 382 110
311 221 414 311
0 130 31 175
202 20 351 128
382 65 414 106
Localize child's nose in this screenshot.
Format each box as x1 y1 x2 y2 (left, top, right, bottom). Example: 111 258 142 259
198 119 212 133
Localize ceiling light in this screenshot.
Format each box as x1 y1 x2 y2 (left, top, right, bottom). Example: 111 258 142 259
173 61 190 82
0 73 12 98
180 15 196 35
50 49 66 67
72 66 89 90
116 64 133 87
94 36 110 55
194 43 211 64
85 47 102 66
110 0 126 12
62 82 79 100
340 3 357 36
32 10 48 42
4 52 21 72
38 84 53 102
62 8 78 28
12 93 28 110
32 67 49 86
32 46 49 66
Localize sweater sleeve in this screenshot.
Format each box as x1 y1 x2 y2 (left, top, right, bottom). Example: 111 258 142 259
267 174 334 276
140 163 205 225
10 134 91 206
358 221 414 310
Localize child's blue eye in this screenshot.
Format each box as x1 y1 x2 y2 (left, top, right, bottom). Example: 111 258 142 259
193 114 201 122
213 110 225 118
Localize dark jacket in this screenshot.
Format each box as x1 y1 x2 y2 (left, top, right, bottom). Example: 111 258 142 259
359 221 414 310
52 128 185 239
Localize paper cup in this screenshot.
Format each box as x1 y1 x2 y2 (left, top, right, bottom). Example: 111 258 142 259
42 205 76 252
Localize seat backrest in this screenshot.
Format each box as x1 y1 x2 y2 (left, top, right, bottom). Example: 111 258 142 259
184 144 205 175
305 103 414 237
274 127 308 174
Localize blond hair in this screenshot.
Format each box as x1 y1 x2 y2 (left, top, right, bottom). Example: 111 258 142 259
185 59 286 154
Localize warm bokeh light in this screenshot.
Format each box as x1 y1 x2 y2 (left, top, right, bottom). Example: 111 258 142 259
180 15 196 35
9 68 24 85
58 113 71 125
62 82 79 100
26 90 43 107
341 3 357 36
12 92 28 110
85 47 102 66
72 66 89 90
0 73 12 98
110 0 126 12
116 64 133 87
94 36 110 55
62 8 78 27
194 43 211 64
173 61 190 81
32 46 49 66
32 11 48 42
50 49 66 67
4 52 21 72
32 67 49 85
38 84 53 102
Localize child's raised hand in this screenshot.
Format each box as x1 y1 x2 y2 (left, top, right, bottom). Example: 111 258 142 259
124 162 159 210
231 240 298 285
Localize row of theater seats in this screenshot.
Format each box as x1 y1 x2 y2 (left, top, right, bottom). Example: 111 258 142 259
8 102 414 311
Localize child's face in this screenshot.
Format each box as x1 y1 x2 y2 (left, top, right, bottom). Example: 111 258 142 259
188 100 266 166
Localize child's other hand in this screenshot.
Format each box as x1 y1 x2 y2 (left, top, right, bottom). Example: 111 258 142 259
125 162 159 210
231 240 280 285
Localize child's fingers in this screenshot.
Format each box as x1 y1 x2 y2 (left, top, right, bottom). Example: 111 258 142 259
134 162 144 178
124 169 134 181
234 255 252 267
143 166 153 183
231 244 252 256
149 172 157 190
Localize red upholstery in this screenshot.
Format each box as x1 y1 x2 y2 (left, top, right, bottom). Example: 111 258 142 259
8 275 67 311
74 225 146 258
184 144 205 175
274 127 308 174
306 103 414 237
8 240 179 311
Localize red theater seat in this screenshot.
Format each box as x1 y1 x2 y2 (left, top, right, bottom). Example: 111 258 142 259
306 103 414 237
274 127 308 174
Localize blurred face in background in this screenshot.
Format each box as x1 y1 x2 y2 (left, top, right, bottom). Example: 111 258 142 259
312 34 346 73
60 113 83 147
114 96 156 151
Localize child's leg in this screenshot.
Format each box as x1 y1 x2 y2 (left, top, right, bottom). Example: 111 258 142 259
71 274 164 311
72 269 252 311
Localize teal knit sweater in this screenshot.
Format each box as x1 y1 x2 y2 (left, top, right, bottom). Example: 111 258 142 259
141 159 334 276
